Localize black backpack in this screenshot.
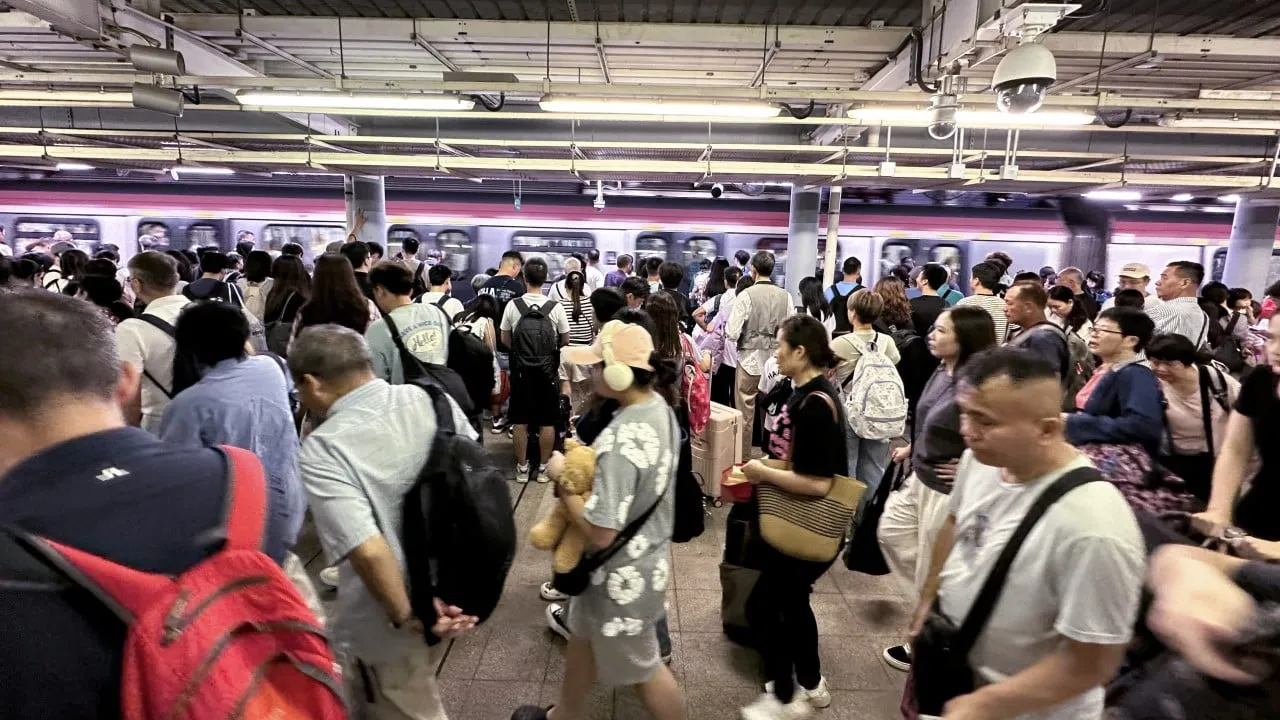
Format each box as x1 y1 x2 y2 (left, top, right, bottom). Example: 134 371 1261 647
448 316 497 415
382 311 476 424
1213 312 1246 373
510 298 561 378
829 284 859 337
401 381 515 626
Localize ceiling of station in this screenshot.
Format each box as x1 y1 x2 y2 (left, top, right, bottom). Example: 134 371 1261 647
3 0 1280 197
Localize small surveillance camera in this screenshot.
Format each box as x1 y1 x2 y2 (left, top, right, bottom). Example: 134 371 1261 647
927 94 958 141
593 195 606 212
710 183 724 199
992 42 1056 115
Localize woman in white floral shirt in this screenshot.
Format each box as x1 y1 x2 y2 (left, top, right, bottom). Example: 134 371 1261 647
514 319 686 720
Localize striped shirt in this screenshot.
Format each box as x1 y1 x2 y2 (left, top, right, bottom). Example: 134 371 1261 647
560 296 597 346
1147 296 1210 349
956 293 1008 345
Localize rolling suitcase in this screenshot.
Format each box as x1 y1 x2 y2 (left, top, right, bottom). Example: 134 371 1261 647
693 402 743 503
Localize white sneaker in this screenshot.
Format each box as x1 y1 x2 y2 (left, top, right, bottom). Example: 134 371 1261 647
536 465 550 483
546 603 572 640
741 692 812 720
539 581 570 602
762 679 829 709
516 462 530 483
318 566 339 589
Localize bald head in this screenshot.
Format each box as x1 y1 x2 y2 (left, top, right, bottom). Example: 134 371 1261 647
957 347 1066 469
1057 267 1083 293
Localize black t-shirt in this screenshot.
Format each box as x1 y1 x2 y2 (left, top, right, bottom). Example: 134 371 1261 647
480 275 527 351
1234 366 1280 538
786 375 849 479
910 295 947 338
353 271 375 301
1075 291 1100 322
0 427 287 719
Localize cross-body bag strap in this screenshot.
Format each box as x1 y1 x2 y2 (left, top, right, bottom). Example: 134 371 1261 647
577 408 675 570
787 390 838 460
268 291 296 324
134 314 176 399
1198 364 1216 456
382 311 429 378
952 467 1106 652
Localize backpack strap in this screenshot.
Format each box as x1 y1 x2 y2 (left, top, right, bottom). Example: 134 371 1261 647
513 297 531 316
382 311 428 379
1225 311 1241 336
540 299 558 316
952 467 1105 653
1196 365 1217 456
220 445 268 552
135 314 177 399
413 381 457 436
15 532 170 623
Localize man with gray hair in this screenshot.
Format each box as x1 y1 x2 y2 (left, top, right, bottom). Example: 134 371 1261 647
1056 266 1099 321
289 324 478 719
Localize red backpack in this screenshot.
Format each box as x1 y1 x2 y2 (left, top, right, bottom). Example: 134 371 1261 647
20 447 347 720
680 334 711 436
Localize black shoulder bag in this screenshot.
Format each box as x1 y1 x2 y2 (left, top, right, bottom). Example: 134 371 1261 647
911 467 1105 715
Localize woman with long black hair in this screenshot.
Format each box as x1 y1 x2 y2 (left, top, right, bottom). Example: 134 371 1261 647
294 253 378 337
797 275 835 336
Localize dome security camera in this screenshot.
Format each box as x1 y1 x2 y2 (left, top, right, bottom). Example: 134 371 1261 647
710 183 724 199
927 93 958 140
992 42 1057 115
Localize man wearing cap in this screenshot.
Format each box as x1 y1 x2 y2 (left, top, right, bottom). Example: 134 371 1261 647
1101 262 1161 312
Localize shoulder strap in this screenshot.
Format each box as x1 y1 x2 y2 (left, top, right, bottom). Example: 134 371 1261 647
1225 311 1241 335
415 381 457 436
513 297 530 316
268 291 296 324
434 294 449 309
382 311 428 378
789 390 840 458
220 446 267 551
1197 365 1217 455
953 467 1105 652
540 299 558 315
134 314 177 398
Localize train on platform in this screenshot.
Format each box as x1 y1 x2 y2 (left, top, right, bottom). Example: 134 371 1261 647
2 187 1278 301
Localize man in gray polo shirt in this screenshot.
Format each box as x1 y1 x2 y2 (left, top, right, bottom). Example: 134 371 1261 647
289 324 478 719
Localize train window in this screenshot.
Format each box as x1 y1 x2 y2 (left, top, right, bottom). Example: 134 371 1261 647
635 235 668 260
683 236 721 264
138 221 171 245
436 229 473 276
756 236 788 287
263 224 345 258
930 245 963 281
511 233 596 279
386 228 420 262
15 217 101 254
880 242 913 276
189 223 220 248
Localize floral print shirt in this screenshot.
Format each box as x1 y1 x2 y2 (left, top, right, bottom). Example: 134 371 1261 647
569 394 679 637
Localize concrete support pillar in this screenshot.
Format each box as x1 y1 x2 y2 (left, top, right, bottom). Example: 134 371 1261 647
822 186 843 288
1223 198 1279 294
785 186 822 302
1057 196 1110 277
343 174 386 246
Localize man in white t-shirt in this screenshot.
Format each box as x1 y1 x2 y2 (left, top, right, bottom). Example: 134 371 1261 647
415 263 466 320
584 248 605 291
500 258 571 483
907 346 1145 720
366 263 450 384
115 251 188 433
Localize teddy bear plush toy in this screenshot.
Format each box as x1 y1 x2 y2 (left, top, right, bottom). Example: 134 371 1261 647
528 438 597 573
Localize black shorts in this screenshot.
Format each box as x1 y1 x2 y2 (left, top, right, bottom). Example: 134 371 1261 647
507 370 560 427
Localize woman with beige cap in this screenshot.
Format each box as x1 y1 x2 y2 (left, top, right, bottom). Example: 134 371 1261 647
514 319 686 720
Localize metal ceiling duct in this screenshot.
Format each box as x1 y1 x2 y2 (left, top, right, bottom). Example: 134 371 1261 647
128 45 187 76
131 83 185 117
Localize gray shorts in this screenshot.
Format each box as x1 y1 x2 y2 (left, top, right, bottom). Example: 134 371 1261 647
567 598 662 688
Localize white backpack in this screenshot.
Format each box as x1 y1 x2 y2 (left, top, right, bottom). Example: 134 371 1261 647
840 334 907 441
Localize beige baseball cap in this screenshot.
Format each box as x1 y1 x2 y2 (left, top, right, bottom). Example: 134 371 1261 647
562 320 655 371
1118 262 1150 279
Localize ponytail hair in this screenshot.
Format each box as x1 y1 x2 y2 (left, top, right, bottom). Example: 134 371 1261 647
566 269 586 322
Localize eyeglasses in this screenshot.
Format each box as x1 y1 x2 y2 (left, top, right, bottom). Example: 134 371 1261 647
1089 327 1124 336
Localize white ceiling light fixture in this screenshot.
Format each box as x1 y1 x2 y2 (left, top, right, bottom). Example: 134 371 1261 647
54 162 94 171
0 90 132 104
1170 193 1194 202
1220 194 1242 203
1159 115 1280 131
1083 190 1141 201
539 96 781 118
236 92 475 112
846 107 1093 128
169 166 235 179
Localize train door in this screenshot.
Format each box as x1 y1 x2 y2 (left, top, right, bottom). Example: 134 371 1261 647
1211 246 1280 291
137 218 229 252
834 235 875 284
634 232 672 280
387 225 478 301
672 233 724 294
11 216 101 255
509 230 598 291
967 240 1054 280
877 238 970 291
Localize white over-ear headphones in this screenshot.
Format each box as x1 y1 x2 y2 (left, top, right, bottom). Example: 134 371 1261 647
601 328 634 392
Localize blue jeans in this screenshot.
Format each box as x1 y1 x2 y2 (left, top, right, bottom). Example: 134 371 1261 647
845 425 890 524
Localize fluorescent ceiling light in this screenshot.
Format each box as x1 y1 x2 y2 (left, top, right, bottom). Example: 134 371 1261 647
0 90 132 103
236 91 475 111
1159 116 1280 130
1084 190 1141 201
1170 193 1194 202
55 162 94 171
847 107 1094 127
169 166 235 177
1220 194 1242 203
539 96 780 118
